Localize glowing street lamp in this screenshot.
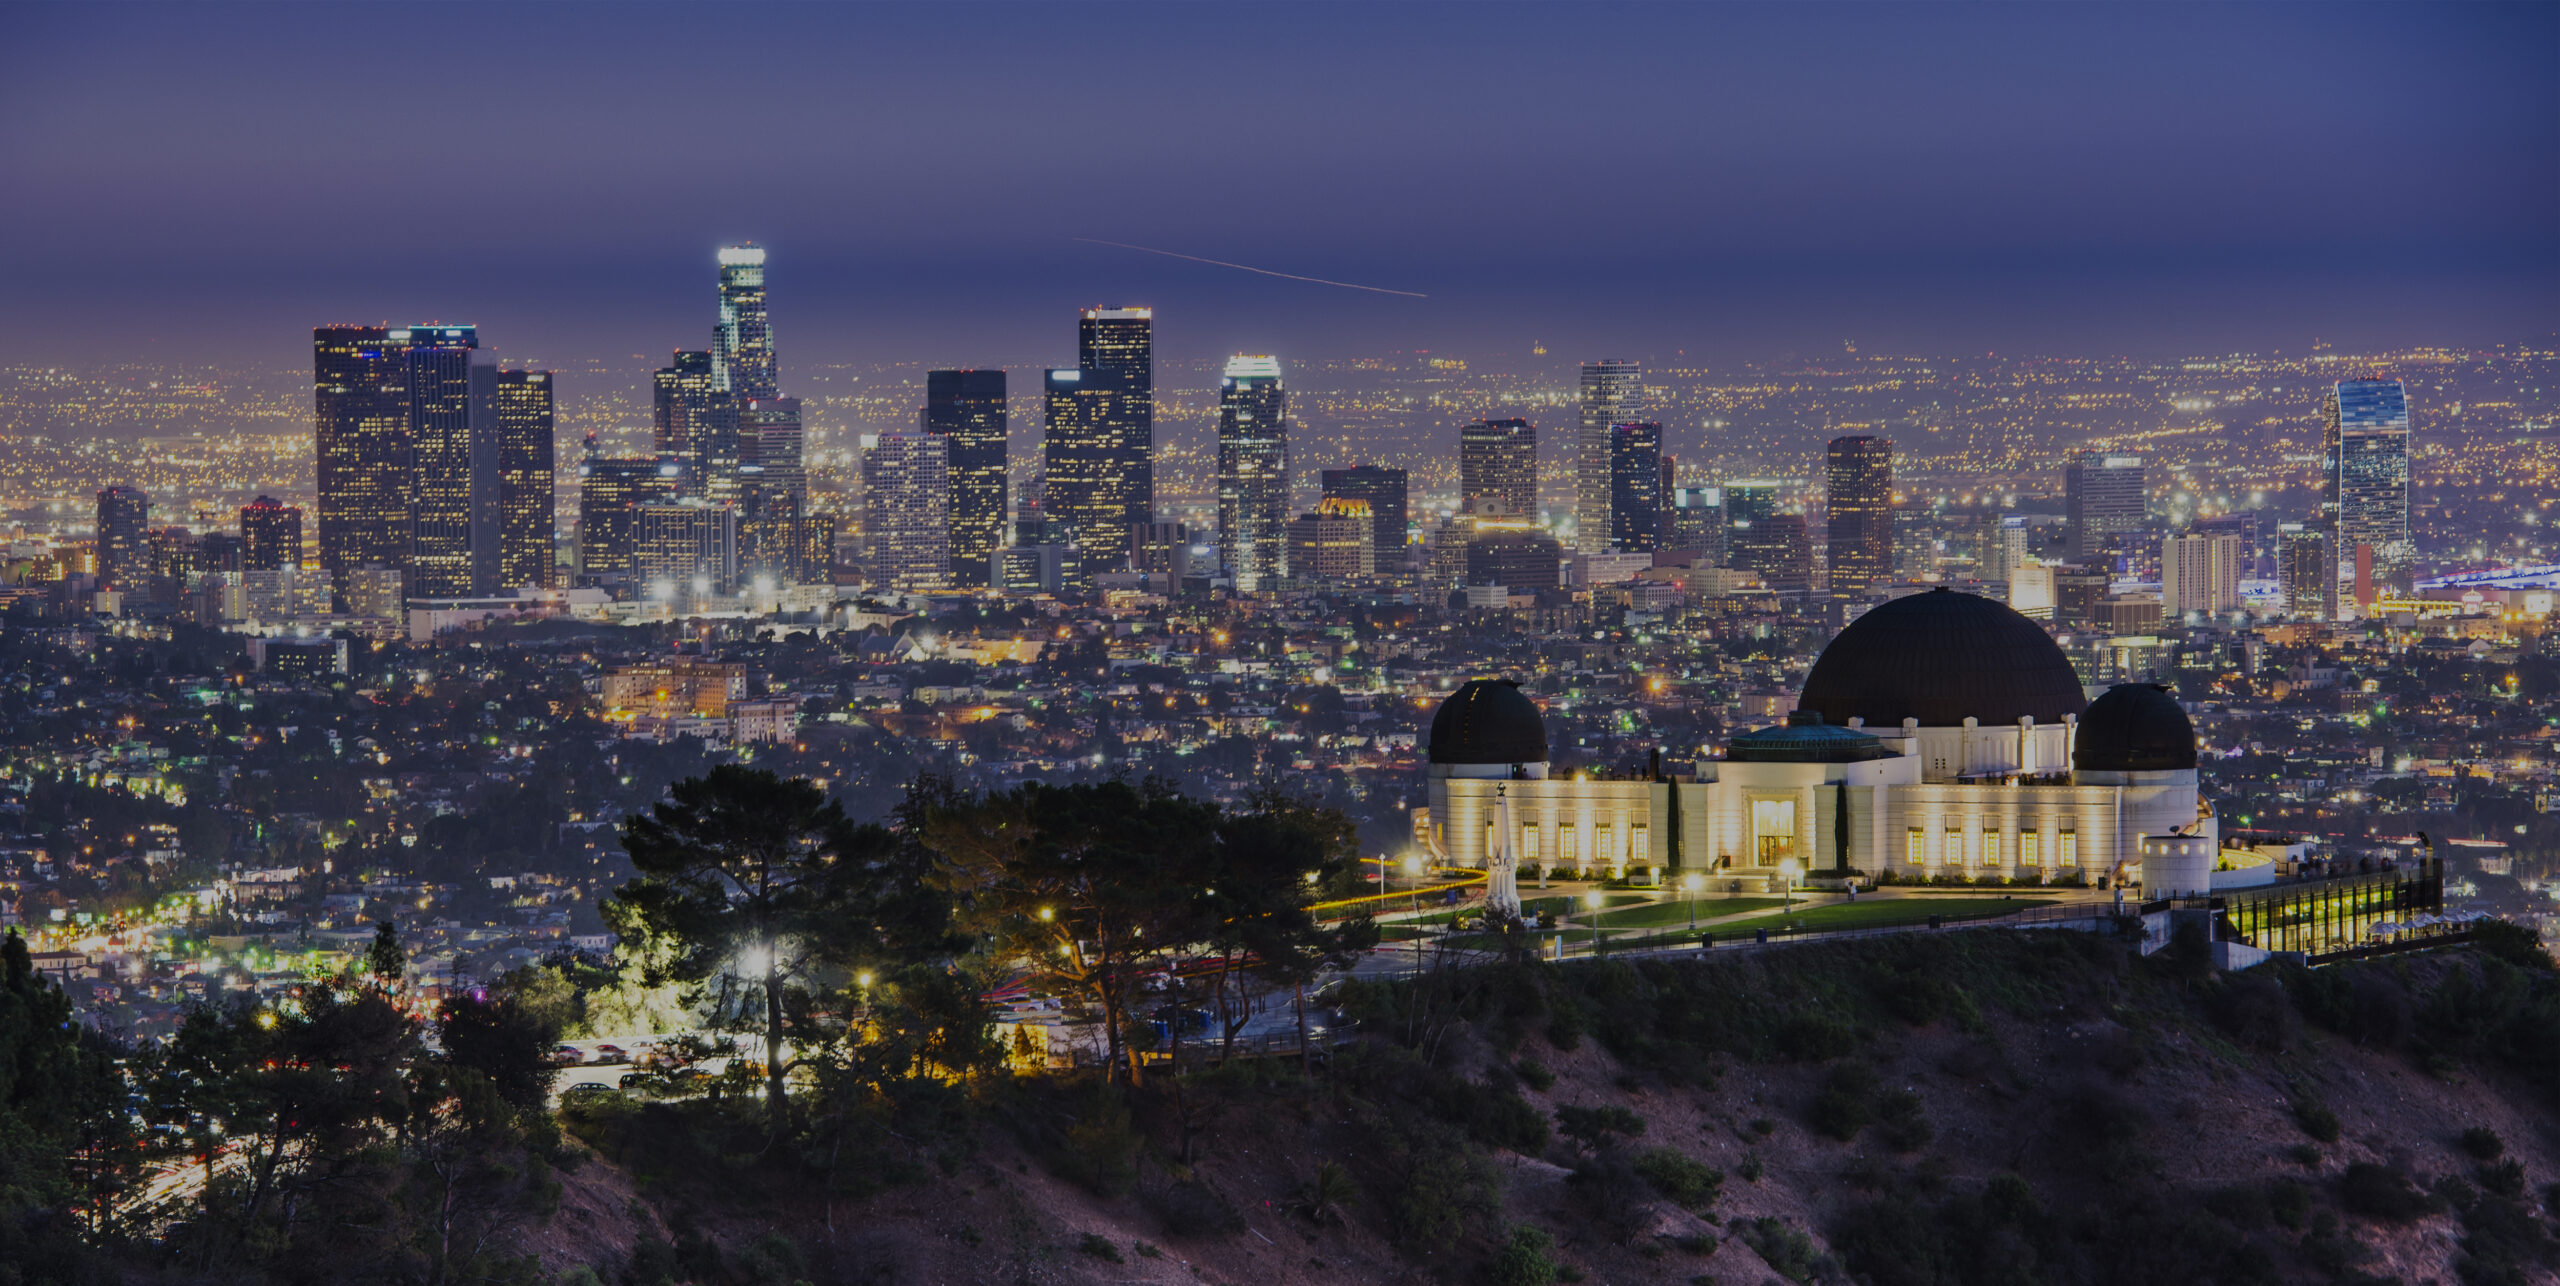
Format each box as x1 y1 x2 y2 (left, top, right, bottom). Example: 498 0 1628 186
1779 858 1801 911
1682 872 1703 930
1585 889 1605 957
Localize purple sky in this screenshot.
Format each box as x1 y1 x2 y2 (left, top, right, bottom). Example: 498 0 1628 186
2 1 2553 376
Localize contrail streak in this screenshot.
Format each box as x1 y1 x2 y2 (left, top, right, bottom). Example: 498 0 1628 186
1070 237 1427 298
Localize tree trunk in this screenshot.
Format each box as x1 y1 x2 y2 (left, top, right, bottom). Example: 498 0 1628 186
764 957 787 1130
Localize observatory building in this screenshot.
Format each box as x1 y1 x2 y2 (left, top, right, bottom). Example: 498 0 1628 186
1422 589 2219 892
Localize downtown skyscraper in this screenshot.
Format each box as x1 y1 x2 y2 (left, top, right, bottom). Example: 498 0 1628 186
2322 378 2413 619
402 326 493 600
713 245 777 403
1824 435 1894 599
863 432 951 591
654 350 738 504
1042 307 1153 579
1215 355 1288 592
923 370 1007 587
1607 421 1665 553
239 495 301 572
1577 360 1643 553
314 326 413 595
494 369 556 589
1320 464 1408 579
2064 452 2146 565
1459 418 1538 517
95 485 150 590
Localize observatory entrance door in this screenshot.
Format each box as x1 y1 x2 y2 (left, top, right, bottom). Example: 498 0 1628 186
1750 798 1796 865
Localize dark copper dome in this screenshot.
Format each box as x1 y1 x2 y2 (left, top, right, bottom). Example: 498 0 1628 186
1796 588 2086 729
1427 679 1547 765
2073 683 2197 772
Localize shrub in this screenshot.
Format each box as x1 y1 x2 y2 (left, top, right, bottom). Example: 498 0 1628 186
1379 1130 1501 1250
1147 1180 1243 1237
1516 1058 1557 1092
2476 1159 2527 1200
2267 1177 2312 1229
1729 1216 1832 1284
1876 1089 1933 1153
1737 1151 1764 1183
1565 1151 1656 1241
2293 1099 2342 1143
1776 1011 1858 1062
1807 1062 1878 1142
1633 1148 1724 1210
1076 1233 1123 1263
1556 1104 1645 1151
2460 1126 2505 1161
2340 1161 2438 1222
2211 974 2297 1051
1488 1226 1561 1286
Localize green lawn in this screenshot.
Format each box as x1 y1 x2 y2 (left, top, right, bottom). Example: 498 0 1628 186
1708 897 2036 936
1592 897 1790 928
1519 893 1649 918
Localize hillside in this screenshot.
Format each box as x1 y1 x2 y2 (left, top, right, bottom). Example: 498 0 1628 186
535 926 2560 1286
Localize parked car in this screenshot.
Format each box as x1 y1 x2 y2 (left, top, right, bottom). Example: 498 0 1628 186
593 1044 630 1065
547 1045 584 1066
563 1082 620 1100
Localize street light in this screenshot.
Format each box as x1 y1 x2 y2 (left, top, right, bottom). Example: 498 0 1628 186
1779 858 1801 911
1682 872 1703 930
1585 889 1605 958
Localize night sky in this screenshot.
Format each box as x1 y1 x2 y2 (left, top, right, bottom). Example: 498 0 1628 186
2 1 2553 375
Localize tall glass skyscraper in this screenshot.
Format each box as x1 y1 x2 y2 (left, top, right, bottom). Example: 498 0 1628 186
862 431 951 591
2322 378 2412 619
95 486 151 590
1042 307 1154 579
1215 355 1289 591
924 370 1007 587
1607 421 1665 552
401 325 492 600
1825 435 1894 599
314 325 414 599
654 351 738 503
2064 452 2146 564
1577 360 1643 553
239 495 301 573
1458 418 1538 517
578 441 678 586
494 369 555 590
713 245 776 403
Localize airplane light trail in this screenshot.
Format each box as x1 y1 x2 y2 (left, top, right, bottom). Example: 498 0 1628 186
1070 238 1428 298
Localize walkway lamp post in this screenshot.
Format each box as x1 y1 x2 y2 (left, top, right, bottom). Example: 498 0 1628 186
1585 889 1605 957
1683 872 1703 929
1779 858 1801 911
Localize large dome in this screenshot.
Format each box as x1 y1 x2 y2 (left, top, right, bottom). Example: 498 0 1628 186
1797 588 2087 729
2073 683 2197 772
1427 679 1548 765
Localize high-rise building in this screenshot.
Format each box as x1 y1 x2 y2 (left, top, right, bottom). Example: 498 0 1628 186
713 245 777 403
493 369 555 590
1041 307 1154 581
1667 486 1724 560
1320 464 1408 577
1733 512 1812 596
1285 498 1375 585
654 350 738 502
1576 360 1642 554
2277 523 2325 618
2065 452 2146 564
634 503 738 596
1607 421 1665 553
240 496 302 572
1825 435 1894 599
402 325 494 600
923 370 1006 587
1216 355 1289 591
743 397 806 514
314 326 413 598
2322 379 2413 619
578 443 677 586
96 486 151 590
862 431 951 591
1459 419 1538 517
2162 532 2244 618
1466 527 1563 593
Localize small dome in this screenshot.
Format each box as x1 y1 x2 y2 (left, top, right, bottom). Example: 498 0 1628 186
1797 588 2086 728
1427 679 1547 765
2074 683 2196 772
1727 713 1897 764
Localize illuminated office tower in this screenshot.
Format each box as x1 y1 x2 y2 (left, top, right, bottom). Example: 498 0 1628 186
654 350 738 501
578 442 677 586
1215 355 1289 591
1576 360 1642 553
2162 532 2244 618
1459 418 1538 517
1285 497 1375 585
1320 464 1408 576
713 245 777 403
1825 435 1894 598
96 486 151 589
1733 512 1812 596
1607 421 1664 552
633 503 738 596
743 397 805 513
490 370 556 590
2278 524 2325 617
402 325 495 600
923 370 1007 586
2321 379 2412 619
862 431 951 591
1667 486 1724 561
1079 306 1154 522
1721 480 1780 570
314 325 413 596
239 495 301 572
2064 452 2146 563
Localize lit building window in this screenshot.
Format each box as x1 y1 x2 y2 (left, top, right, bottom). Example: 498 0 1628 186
1628 824 1648 863
1596 823 1616 867
2020 829 2040 867
2059 831 2078 867
1906 827 1925 866
1521 827 1539 863
1560 829 1578 864
1985 828 2003 866
1945 828 1963 867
